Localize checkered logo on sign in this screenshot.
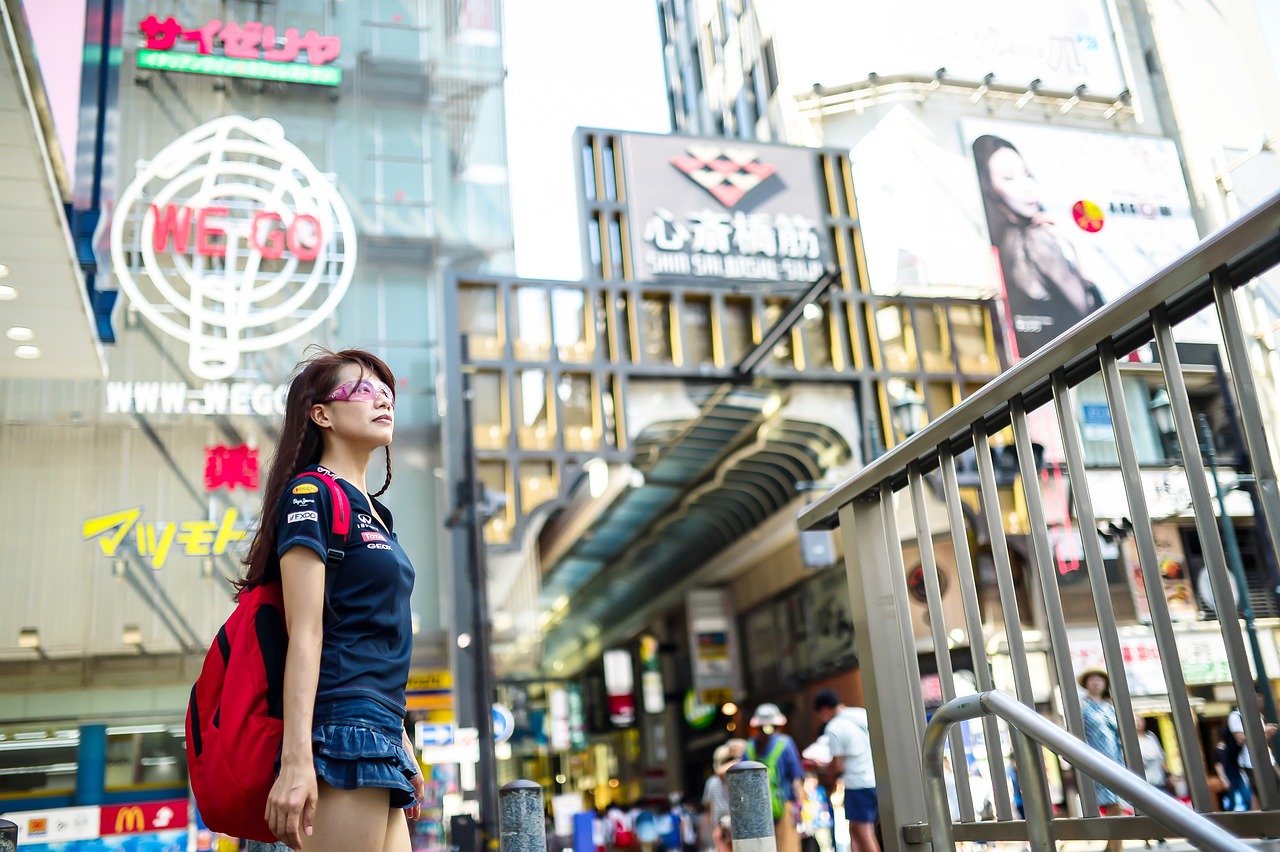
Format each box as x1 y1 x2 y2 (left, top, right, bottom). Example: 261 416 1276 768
670 145 777 208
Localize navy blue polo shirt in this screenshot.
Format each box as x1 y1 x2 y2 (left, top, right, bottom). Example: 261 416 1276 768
275 465 415 715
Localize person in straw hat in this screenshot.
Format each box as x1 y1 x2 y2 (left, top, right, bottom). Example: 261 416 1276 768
1079 667 1127 852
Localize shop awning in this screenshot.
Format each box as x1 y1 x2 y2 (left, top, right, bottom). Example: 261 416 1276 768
537 383 851 673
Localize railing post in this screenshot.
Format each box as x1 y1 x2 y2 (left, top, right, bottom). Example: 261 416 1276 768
0 818 15 852
727 760 775 852
1010 729 1054 852
500 779 547 852
836 495 928 852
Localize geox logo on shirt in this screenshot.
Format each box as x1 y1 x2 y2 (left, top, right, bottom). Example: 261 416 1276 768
287 511 318 523
367 542 393 550
361 531 387 543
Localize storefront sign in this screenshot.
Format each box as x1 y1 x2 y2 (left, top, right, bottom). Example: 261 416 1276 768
686 589 742 706
621 134 831 284
105 380 290 416
1071 635 1167 696
110 116 357 381
204 444 260 491
548 688 571 751
100 799 186 835
3 806 100 844
639 634 665 714
682 690 718 730
138 15 342 86
82 507 247 569
603 648 636 727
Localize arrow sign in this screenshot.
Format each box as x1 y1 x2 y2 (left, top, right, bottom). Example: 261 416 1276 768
415 722 455 748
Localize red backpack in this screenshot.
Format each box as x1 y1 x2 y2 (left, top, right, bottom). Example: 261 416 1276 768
186 470 350 842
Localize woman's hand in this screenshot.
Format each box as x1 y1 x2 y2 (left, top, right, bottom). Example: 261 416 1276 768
266 753 318 849
403 730 426 821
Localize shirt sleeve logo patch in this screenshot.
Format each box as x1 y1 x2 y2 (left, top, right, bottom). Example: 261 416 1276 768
287 511 319 523
292 483 319 494
361 531 387 543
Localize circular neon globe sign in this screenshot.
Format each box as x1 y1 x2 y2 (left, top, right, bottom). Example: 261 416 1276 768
110 115 356 380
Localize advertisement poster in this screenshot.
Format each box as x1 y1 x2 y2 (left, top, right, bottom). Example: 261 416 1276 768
620 133 832 284
963 119 1200 358
686 589 742 706
1123 523 1198 624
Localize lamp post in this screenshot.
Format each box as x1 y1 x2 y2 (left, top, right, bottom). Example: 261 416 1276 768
1149 387 1177 460
1196 413 1279 741
891 387 928 441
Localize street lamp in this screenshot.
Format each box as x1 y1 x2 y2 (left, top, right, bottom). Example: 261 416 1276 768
1149 387 1177 458
891 387 928 440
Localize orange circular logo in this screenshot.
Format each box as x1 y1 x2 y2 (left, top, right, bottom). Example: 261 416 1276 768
1072 199 1105 233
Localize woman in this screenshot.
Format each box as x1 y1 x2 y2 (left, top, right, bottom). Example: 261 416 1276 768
1079 668 1126 852
746 704 805 852
972 134 1104 358
239 348 424 851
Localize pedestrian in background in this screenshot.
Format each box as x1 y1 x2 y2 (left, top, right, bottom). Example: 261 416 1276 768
813 690 879 852
701 740 743 852
1079 668 1126 852
746 703 805 852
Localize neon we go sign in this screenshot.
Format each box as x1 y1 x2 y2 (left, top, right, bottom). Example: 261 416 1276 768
137 15 342 86
110 116 357 382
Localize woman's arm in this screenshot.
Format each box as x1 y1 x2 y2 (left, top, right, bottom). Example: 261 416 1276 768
266 545 327 848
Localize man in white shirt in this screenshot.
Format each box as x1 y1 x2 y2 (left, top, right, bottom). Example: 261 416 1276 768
1227 689 1278 809
814 689 879 852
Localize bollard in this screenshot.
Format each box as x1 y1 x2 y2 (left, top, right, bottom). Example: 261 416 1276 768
0 818 16 852
727 761 776 852
500 779 547 852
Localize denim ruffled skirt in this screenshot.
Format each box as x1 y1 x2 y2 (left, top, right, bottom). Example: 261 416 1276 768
311 696 418 809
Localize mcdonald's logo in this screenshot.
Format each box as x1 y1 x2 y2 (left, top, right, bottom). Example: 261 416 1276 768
115 806 146 833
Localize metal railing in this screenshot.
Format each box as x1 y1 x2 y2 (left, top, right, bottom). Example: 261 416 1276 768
925 691 1252 851
799 191 1280 851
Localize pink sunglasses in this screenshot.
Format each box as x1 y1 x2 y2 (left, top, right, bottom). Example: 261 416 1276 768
324 378 395 405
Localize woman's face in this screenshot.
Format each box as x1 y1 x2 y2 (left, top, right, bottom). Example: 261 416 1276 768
1084 673 1107 697
315 361 395 448
986 147 1041 219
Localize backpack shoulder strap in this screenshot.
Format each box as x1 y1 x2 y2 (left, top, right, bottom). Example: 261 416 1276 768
292 470 351 625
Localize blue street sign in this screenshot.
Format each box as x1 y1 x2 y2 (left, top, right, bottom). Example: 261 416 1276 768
492 703 514 744
415 722 454 748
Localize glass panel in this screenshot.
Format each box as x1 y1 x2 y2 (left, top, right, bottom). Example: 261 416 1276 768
594 292 613 362
682 297 715 366
876 304 917 371
722 297 754 364
951 305 998 375
472 371 506 450
800 302 833 370
764 299 795 368
618 294 635 363
602 142 618 201
603 375 621 449
926 382 956 420
514 286 551 361
917 305 952 373
0 728 78 796
478 461 512 544
581 140 597 201
519 461 558 515
459 284 502 360
560 373 600 451
552 288 591 362
608 216 625 279
587 218 603 276
640 293 674 364
106 730 187 790
517 370 553 450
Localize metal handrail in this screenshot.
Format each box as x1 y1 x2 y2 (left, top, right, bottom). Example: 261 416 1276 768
923 691 1253 852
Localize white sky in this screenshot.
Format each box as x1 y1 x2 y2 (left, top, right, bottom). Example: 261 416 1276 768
502 1 671 281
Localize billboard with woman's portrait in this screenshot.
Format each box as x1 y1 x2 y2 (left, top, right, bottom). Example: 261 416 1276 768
964 119 1199 359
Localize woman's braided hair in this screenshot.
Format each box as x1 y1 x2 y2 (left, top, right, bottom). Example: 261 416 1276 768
237 347 396 594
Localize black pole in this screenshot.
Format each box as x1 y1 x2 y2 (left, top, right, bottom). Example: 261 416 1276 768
457 338 500 845
1197 414 1279 737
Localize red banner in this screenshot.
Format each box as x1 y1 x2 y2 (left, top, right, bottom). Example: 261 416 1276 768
100 799 187 836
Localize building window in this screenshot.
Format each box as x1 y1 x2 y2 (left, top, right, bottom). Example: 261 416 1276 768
459 283 502 361
950 305 997 375
640 293 675 364
517 370 553 450
875 304 918 371
472 371 507 450
560 373 599 451
722 297 754 364
552 287 592 362
682 296 715 366
514 286 552 361
762 39 779 95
